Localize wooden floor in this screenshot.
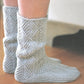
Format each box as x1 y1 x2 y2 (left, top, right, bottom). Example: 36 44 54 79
0 12 84 84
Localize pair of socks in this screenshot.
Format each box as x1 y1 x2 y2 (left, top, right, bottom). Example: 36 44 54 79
3 6 80 83
3 6 61 73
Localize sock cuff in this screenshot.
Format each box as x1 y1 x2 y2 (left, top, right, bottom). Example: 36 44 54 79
3 6 18 10
17 12 47 21
3 6 18 37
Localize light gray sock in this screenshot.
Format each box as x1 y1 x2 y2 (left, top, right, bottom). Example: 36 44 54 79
15 14 80 83
2 6 61 74
3 6 18 73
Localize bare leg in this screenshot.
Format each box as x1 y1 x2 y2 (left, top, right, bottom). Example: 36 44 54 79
3 0 18 7
18 0 50 18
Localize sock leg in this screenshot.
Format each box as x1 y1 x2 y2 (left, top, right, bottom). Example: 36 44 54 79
17 0 61 63
3 0 18 73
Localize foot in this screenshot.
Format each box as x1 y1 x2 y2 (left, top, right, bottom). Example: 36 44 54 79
15 51 80 83
48 57 61 63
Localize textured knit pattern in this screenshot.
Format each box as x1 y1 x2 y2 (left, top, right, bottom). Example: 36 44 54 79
2 6 60 74
3 6 18 73
15 14 80 83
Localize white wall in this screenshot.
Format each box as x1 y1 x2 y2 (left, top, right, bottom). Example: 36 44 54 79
48 0 84 26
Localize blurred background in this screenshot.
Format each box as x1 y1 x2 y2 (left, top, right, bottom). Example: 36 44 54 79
49 0 84 26
48 0 84 46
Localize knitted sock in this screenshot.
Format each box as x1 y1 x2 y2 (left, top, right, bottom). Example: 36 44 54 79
3 6 18 73
2 6 61 74
15 14 80 83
